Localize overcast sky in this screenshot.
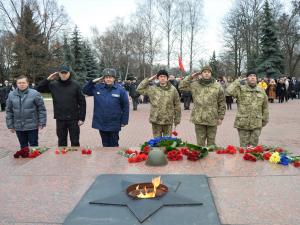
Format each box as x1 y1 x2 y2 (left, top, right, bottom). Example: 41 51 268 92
57 0 234 64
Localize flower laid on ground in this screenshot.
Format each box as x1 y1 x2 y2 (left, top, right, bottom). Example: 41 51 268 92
128 153 148 163
171 131 178 136
54 147 92 155
243 153 257 162
216 145 237 154
212 144 300 168
14 146 49 159
269 152 281 164
118 134 215 163
167 150 183 161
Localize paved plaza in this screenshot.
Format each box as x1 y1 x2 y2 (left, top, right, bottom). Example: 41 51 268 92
0 97 300 225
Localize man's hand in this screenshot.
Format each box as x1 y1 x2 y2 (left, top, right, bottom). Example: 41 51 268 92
78 120 84 126
148 74 157 81
190 72 201 80
47 72 58 81
92 77 104 83
9 129 15 133
217 119 223 126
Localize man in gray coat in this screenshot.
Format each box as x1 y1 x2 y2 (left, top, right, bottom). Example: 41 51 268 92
6 75 47 158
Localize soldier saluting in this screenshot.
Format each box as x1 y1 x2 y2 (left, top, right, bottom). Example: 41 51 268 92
226 70 269 147
137 69 181 137
179 65 226 147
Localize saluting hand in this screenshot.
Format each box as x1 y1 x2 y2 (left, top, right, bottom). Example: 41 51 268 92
92 77 104 83
148 74 157 81
190 72 201 80
47 72 58 81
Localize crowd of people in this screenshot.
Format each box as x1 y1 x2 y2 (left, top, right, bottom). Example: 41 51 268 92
2 64 299 157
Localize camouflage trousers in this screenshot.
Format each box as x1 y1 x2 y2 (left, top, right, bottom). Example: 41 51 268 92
238 128 262 147
151 123 172 137
195 124 217 147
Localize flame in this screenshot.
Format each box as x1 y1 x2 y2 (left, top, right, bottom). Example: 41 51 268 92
136 176 161 199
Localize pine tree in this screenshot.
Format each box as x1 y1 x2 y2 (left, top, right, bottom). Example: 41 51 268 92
257 0 284 78
83 43 99 80
11 4 48 82
71 26 86 84
63 35 74 67
209 51 219 78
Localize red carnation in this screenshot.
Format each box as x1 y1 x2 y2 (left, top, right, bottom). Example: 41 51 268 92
263 152 272 160
275 147 284 153
216 149 225 154
179 147 190 155
293 161 300 168
225 145 237 154
81 149 87 154
55 149 60 154
125 149 138 155
239 147 245 154
167 150 183 161
187 151 199 161
61 149 67 154
172 131 178 136
86 149 92 155
143 145 150 154
252 145 264 153
243 153 257 162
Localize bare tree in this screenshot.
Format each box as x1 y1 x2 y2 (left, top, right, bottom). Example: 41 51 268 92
223 8 245 78
278 0 300 75
186 0 203 73
155 0 178 69
136 0 160 74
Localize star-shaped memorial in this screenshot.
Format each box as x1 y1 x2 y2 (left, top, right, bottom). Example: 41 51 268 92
90 180 203 223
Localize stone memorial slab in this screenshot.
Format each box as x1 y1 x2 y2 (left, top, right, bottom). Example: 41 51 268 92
63 174 221 225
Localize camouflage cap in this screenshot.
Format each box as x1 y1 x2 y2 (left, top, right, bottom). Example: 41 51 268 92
201 65 212 73
102 68 117 77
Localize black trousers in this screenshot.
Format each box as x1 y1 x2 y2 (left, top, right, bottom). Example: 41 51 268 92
132 97 139 110
1 103 5 111
16 129 38 149
56 120 80 146
183 96 191 109
99 130 119 147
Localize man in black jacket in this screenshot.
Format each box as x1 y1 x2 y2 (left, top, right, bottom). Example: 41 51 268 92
36 66 86 147
127 78 140 110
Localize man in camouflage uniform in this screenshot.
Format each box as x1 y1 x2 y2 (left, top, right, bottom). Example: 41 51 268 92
137 69 181 137
179 65 226 146
226 71 269 147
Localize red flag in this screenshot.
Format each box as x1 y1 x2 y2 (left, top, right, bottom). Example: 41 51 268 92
178 55 185 73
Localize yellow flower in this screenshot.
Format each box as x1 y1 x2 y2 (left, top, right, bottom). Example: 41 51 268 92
269 152 280 164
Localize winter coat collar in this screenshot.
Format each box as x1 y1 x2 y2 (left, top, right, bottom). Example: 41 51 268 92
13 88 29 96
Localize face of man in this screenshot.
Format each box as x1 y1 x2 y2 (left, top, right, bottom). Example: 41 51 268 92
4 81 8 86
247 74 257 86
201 70 212 79
16 78 29 91
158 75 168 86
104 75 115 85
59 71 70 81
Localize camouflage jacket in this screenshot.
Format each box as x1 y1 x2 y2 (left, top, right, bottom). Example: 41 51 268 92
179 77 226 126
226 79 269 129
137 79 181 125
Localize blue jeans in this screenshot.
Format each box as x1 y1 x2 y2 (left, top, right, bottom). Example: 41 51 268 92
99 130 119 147
16 129 38 148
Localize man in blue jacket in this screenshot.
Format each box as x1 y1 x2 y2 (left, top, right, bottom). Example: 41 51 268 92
83 68 129 147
